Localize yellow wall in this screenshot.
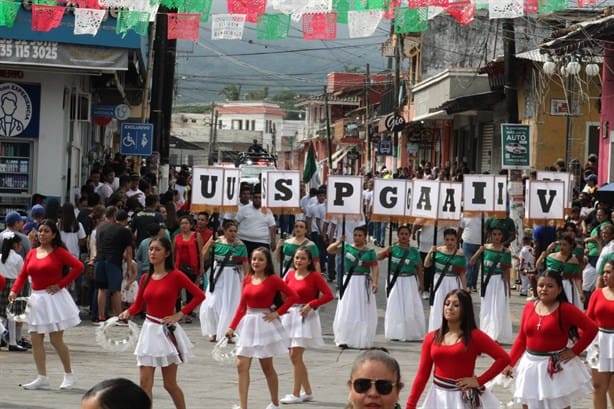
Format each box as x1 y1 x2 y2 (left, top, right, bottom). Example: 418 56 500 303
517 67 600 170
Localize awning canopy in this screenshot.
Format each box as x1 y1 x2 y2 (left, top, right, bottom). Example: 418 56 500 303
410 110 451 122
437 91 504 114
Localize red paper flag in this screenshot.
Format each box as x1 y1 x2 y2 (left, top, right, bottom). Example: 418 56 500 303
383 0 400 19
446 2 475 25
76 0 104 8
32 4 65 32
524 0 538 13
409 0 449 8
302 12 337 40
168 13 200 41
227 0 266 23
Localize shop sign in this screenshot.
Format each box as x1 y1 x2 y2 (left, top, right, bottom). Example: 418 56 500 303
0 82 40 138
384 113 406 132
501 123 530 169
378 139 392 156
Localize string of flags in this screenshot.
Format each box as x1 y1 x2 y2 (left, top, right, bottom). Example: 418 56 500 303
0 0 599 40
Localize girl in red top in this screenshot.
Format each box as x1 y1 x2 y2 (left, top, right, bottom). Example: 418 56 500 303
279 246 333 404
503 269 598 409
225 247 298 409
173 216 204 323
586 259 614 408
406 289 509 409
119 236 205 409
9 219 84 391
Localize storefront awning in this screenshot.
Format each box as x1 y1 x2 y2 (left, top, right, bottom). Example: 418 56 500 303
410 110 451 123
437 91 504 114
318 145 352 166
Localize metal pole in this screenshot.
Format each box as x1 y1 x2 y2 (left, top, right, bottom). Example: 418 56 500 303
393 32 401 174
207 102 215 165
141 20 156 122
503 19 518 124
565 74 574 164
365 63 372 175
324 86 333 174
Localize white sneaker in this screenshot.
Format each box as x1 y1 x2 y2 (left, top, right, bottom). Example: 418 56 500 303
265 404 280 409
59 373 76 389
280 394 303 404
300 393 314 402
22 376 51 390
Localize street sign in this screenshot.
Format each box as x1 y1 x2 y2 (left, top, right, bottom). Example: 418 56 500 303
501 123 530 169
120 122 153 156
378 139 393 156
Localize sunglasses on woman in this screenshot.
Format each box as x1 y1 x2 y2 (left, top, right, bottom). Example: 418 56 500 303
352 378 395 395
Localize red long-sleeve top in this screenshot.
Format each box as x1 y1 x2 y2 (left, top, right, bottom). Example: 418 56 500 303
587 289 614 329
12 247 84 292
406 329 510 409
128 270 205 318
0 275 5 293
229 274 298 330
174 233 199 273
509 301 598 366
284 270 334 309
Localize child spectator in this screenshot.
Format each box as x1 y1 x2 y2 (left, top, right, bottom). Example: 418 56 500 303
517 236 535 298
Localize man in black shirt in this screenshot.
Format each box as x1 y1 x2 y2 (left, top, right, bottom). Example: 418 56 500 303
131 195 163 246
95 206 133 322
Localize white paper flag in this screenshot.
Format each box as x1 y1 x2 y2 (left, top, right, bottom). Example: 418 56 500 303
348 10 384 38
489 0 523 19
74 8 105 36
211 14 246 40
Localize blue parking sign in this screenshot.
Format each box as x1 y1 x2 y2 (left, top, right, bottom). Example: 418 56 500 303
120 122 153 156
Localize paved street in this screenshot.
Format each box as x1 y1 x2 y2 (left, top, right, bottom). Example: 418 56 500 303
0 259 594 409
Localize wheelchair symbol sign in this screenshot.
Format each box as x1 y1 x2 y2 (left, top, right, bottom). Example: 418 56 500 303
120 122 153 156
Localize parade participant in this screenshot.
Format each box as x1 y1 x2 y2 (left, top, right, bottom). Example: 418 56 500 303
517 236 536 299
425 228 466 332
377 225 425 341
200 220 249 342
414 224 444 300
459 215 482 293
503 270 598 409
235 186 277 257
173 216 204 322
81 377 151 409
595 224 614 289
275 219 321 276
470 226 513 343
225 247 298 409
406 289 509 409
195 211 214 245
304 188 328 278
58 202 87 304
9 219 84 390
587 259 614 409
345 349 404 409
0 231 26 351
279 246 333 404
118 237 205 409
328 225 378 349
585 207 613 267
536 235 584 310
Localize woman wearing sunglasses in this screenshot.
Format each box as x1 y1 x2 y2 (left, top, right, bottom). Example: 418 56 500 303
406 289 509 409
346 349 404 409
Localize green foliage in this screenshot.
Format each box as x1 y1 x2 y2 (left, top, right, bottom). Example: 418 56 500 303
219 84 242 101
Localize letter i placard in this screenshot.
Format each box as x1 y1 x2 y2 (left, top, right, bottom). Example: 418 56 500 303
191 166 224 213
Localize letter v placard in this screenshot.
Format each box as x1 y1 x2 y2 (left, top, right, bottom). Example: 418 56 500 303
526 180 565 222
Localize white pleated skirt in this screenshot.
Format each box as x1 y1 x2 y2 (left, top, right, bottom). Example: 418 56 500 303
587 330 614 372
385 275 425 341
200 265 242 340
134 316 194 367
420 383 501 409
513 351 592 409
235 308 288 358
28 289 80 334
333 275 377 349
428 274 461 332
281 305 325 349
479 275 512 343
562 279 583 311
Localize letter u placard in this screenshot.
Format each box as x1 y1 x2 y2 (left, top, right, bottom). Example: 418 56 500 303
191 166 224 211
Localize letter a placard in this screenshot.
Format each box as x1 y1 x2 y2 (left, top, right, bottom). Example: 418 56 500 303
437 182 462 221
191 166 224 213
264 170 301 213
525 180 565 222
410 180 439 223
372 178 406 222
326 175 363 219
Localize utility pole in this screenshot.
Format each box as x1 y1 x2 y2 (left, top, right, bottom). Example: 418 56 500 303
324 86 333 174
208 111 219 165
392 30 401 174
503 19 518 124
207 102 215 165
365 63 372 175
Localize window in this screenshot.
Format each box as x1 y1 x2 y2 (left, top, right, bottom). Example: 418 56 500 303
251 120 256 130
232 119 242 130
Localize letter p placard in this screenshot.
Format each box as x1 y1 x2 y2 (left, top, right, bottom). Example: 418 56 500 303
326 176 363 218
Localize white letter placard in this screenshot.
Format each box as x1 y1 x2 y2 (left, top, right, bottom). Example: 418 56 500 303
411 180 439 221
494 175 508 214
264 170 301 212
463 175 494 213
537 171 572 208
191 166 224 212
526 180 565 221
326 175 363 219
404 180 414 219
222 168 240 211
372 178 406 221
437 182 462 221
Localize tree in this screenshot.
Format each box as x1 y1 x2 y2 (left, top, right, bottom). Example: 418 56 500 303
245 86 269 100
219 84 242 101
271 91 303 120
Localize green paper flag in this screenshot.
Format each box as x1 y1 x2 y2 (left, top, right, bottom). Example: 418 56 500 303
182 0 212 22
333 0 351 23
303 142 317 184
394 7 428 33
355 0 389 11
33 0 56 4
116 10 150 37
0 1 20 27
539 0 566 14
159 0 185 9
256 13 290 40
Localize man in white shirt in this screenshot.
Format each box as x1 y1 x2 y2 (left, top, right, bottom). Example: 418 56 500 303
98 167 115 205
459 216 482 293
224 186 252 224
306 188 328 278
236 187 277 257
126 173 145 207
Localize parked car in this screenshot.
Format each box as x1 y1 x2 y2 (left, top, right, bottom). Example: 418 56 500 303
505 142 527 155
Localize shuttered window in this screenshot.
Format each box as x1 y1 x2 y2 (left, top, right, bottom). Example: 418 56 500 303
480 123 494 173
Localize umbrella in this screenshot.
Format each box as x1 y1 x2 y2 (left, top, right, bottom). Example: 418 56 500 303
596 182 614 205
